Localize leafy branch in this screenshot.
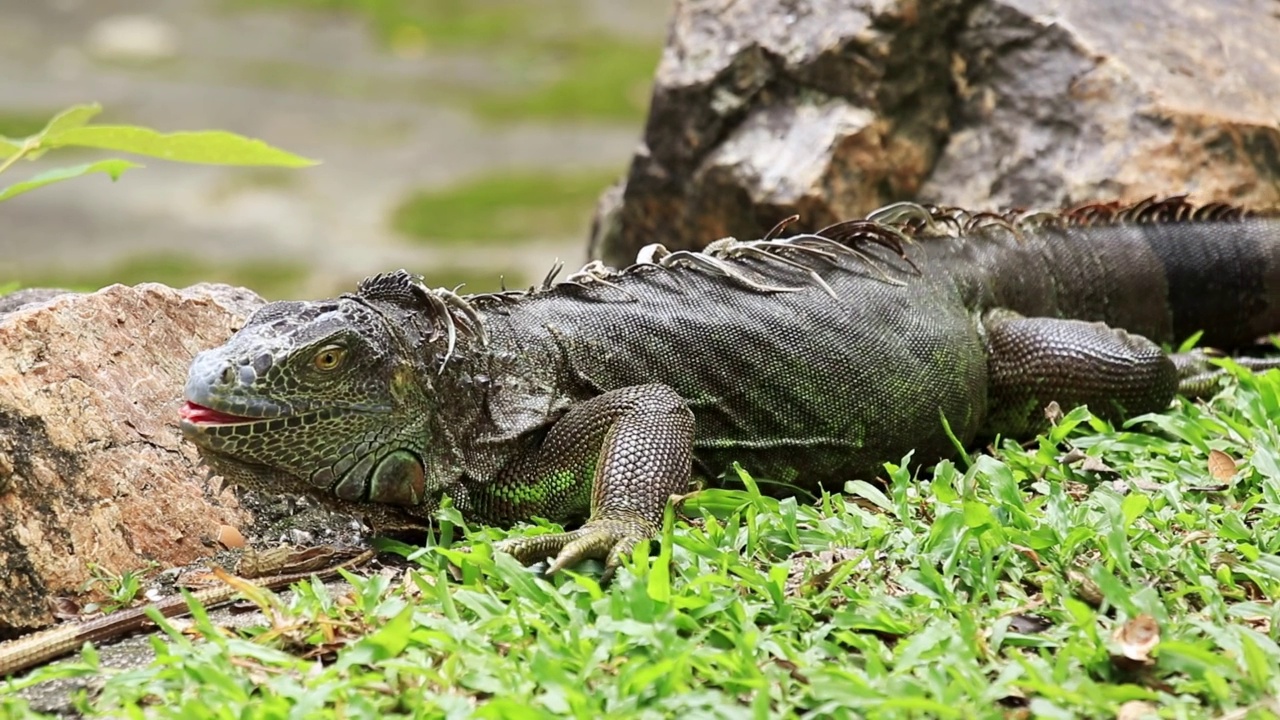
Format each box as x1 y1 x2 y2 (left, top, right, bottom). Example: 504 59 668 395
0 103 317 202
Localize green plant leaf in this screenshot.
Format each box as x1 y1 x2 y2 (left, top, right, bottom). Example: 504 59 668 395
47 126 318 167
338 605 415 667
845 479 893 513
0 159 141 202
36 103 103 141
0 136 22 160
1120 492 1150 527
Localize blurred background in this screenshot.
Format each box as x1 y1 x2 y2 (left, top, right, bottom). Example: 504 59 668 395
0 0 672 299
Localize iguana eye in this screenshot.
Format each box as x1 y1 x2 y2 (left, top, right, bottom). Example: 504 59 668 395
313 345 346 371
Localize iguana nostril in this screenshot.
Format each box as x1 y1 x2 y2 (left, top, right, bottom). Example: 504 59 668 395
220 365 235 385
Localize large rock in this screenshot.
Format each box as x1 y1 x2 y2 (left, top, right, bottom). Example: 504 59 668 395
591 0 968 267
922 0 1280 209
591 0 1280 266
0 283 264 632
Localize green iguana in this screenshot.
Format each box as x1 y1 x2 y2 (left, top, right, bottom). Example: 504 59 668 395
179 196 1280 578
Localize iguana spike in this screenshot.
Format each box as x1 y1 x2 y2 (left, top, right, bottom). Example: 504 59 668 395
763 214 801 241
1012 195 1260 232
708 240 838 299
352 269 486 368
812 219 919 276
635 243 670 265
564 261 639 301
438 287 488 348
656 247 804 294
866 201 942 232
540 261 565 290
356 269 427 306
776 233 907 286
417 290 457 368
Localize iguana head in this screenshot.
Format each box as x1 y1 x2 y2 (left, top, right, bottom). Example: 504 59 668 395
180 271 486 512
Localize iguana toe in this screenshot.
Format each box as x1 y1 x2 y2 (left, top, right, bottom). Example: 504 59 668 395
1172 349 1280 397
497 518 654 581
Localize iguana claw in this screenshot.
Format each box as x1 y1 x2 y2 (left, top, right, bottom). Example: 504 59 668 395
497 517 655 582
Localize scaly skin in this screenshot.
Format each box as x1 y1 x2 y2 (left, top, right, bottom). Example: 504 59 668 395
179 197 1280 577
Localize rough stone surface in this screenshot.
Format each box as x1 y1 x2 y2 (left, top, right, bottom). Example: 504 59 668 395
591 0 966 266
592 0 1280 266
922 0 1280 210
0 283 265 633
0 288 73 316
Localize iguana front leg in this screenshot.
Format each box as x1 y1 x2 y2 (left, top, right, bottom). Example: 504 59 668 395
490 384 694 579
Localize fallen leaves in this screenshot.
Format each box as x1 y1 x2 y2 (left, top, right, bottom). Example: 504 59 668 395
1111 614 1160 669
1207 449 1237 481
1116 700 1159 720
1005 612 1053 635
1069 570 1105 607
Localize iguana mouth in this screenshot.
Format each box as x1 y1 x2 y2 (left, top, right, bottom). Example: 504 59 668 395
179 401 269 426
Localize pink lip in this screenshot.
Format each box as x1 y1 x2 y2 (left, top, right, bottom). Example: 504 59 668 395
179 401 257 425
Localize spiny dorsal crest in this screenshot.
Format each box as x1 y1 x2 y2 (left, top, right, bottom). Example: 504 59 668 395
867 195 1270 240
434 196 1277 309
353 270 487 369
356 270 426 308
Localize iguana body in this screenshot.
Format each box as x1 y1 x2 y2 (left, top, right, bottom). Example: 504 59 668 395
180 197 1280 574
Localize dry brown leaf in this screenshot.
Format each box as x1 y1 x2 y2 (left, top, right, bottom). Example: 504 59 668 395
1009 543 1045 568
1242 615 1272 634
1069 570 1104 607
1186 482 1231 493
1208 449 1237 481
1112 477 1164 493
1113 614 1160 665
1080 455 1117 474
1179 531 1213 547
1058 448 1087 465
1064 480 1091 502
1044 401 1064 425
848 496 892 514
1116 700 1158 720
766 656 811 684
1007 613 1054 634
997 689 1030 715
784 547 866 598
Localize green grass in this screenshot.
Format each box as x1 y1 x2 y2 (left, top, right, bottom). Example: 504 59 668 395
469 38 659 123
5 364 1280 717
223 0 538 48
392 169 619 244
20 254 309 300
222 0 660 122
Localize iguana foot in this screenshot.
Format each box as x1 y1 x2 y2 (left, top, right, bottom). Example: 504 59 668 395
1172 349 1280 397
497 516 656 581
